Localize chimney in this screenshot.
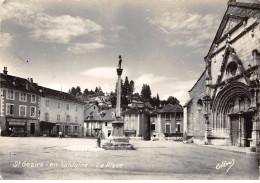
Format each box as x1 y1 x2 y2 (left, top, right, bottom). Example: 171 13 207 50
228 0 236 5
30 78 33 83
26 81 29 90
3 67 8 75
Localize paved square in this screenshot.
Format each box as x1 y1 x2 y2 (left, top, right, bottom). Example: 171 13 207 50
0 137 258 180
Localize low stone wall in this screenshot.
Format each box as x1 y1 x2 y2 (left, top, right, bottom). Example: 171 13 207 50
129 137 143 141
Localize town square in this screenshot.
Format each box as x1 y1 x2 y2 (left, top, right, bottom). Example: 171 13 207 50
0 137 258 179
0 0 260 180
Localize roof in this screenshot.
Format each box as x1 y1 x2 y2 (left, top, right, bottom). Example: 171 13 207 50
188 70 206 93
0 73 40 94
183 98 193 107
122 107 140 115
37 86 84 104
85 108 117 122
148 108 160 115
100 108 116 121
158 104 183 113
205 0 260 59
0 72 84 104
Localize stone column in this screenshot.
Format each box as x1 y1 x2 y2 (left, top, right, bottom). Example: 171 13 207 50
251 113 259 151
116 67 123 118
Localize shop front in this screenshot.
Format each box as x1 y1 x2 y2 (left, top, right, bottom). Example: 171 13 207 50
6 117 39 137
56 122 81 137
40 121 56 136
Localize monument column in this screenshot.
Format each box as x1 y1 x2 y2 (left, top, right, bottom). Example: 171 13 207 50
116 56 123 118
102 55 134 150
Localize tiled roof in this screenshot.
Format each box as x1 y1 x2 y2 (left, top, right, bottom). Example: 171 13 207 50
85 108 117 121
38 86 84 104
101 108 116 121
0 73 84 104
158 104 183 113
0 73 40 94
122 107 140 115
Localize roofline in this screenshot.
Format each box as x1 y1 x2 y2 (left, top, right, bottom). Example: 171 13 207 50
41 95 84 104
84 119 114 122
204 0 260 60
38 85 84 104
1 86 40 95
188 69 206 92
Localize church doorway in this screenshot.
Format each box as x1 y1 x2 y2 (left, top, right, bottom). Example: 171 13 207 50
230 115 239 146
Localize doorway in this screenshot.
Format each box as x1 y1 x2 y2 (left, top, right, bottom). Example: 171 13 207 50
65 126 69 135
244 114 253 147
30 123 35 134
230 116 239 146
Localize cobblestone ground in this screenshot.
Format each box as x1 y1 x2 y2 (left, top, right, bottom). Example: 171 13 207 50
0 137 258 180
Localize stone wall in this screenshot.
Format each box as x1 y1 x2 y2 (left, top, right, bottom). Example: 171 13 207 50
186 71 206 139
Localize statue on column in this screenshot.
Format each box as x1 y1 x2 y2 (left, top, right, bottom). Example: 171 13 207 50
118 55 122 69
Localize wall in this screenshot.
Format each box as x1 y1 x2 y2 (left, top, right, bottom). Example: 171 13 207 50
123 114 139 137
0 88 40 136
160 113 183 134
186 71 206 140
39 96 84 137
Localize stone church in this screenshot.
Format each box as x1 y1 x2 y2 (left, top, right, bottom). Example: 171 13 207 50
184 0 260 151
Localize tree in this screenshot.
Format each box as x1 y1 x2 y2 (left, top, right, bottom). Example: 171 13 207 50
109 92 117 107
69 87 77 96
129 80 135 95
166 96 180 105
150 97 158 107
156 93 160 106
95 87 99 93
161 100 167 107
83 88 89 95
75 86 82 95
141 84 151 101
89 90 95 95
123 76 130 97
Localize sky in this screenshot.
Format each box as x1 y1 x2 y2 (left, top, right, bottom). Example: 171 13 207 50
0 0 245 105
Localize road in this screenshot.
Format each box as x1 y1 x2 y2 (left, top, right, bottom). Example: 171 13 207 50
0 137 258 180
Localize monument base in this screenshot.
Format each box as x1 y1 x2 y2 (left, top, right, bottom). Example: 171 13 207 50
102 120 134 150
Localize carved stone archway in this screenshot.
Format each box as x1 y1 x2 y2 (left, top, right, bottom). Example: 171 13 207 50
211 82 252 146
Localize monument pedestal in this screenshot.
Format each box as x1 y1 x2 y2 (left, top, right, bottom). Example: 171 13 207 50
102 119 134 150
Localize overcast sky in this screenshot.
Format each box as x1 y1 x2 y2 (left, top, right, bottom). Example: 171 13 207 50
0 0 235 104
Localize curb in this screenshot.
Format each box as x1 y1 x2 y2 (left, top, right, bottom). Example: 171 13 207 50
199 144 260 156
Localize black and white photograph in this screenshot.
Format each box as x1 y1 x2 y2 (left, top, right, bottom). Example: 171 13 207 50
0 0 259 180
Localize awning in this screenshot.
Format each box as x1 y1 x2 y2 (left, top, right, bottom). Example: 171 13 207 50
40 121 56 129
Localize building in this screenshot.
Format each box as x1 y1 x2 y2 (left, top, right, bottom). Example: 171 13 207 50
128 100 145 108
150 104 183 140
84 108 116 138
38 86 84 137
84 103 99 119
122 107 150 140
186 0 260 151
0 67 41 136
183 71 206 144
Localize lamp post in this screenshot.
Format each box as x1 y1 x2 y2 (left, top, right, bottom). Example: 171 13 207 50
203 76 212 145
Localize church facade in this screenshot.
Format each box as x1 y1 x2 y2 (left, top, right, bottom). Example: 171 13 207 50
184 0 260 151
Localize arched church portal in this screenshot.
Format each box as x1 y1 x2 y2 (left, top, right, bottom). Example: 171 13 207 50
211 82 253 147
